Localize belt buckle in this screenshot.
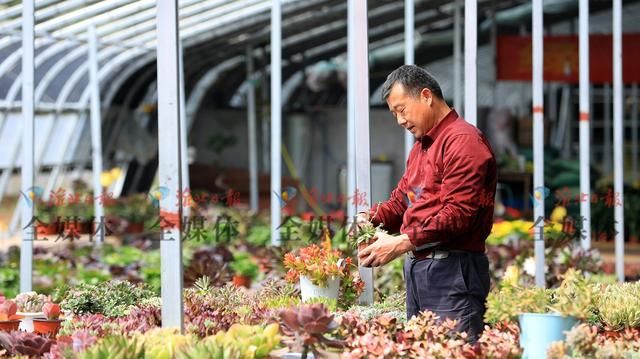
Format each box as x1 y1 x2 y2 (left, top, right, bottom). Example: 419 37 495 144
432 250 449 259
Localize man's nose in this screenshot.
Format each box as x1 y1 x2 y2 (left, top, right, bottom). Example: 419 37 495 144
397 116 407 127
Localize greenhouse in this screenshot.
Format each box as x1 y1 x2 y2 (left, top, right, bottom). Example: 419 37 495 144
0 0 639 357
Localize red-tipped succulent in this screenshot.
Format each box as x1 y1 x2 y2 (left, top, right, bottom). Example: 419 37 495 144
278 303 344 357
43 302 61 320
0 300 18 321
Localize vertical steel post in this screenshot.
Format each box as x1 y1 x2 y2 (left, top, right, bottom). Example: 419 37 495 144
179 39 190 218
155 0 184 330
20 0 35 293
270 0 282 246
247 47 259 212
532 0 546 288
464 0 477 126
349 0 374 305
404 0 414 161
613 0 625 282
453 0 462 113
579 0 591 250
89 25 104 244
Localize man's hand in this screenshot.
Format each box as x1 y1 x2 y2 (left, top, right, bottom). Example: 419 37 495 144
358 232 415 267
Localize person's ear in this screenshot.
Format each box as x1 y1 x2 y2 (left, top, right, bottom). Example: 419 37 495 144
420 88 433 106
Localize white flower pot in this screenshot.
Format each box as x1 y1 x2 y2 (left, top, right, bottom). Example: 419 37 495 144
299 276 340 302
17 312 45 332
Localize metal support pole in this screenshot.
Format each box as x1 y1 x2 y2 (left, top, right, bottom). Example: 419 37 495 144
247 46 259 212
579 0 591 250
613 0 625 283
404 0 414 161
20 0 35 293
532 0 546 288
270 0 282 246
464 0 477 126
89 25 104 244
453 0 462 113
156 0 184 330
349 0 373 305
179 39 190 218
604 84 612 173
631 84 638 185
347 13 356 222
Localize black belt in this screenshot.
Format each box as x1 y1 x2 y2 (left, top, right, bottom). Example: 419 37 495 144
408 248 471 260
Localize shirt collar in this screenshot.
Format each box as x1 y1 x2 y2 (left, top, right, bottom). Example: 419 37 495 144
421 108 459 147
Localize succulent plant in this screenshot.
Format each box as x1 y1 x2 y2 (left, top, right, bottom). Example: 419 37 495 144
183 247 233 288
596 281 640 330
60 280 155 317
59 313 112 338
229 252 260 280
548 269 597 320
278 303 344 358
476 323 522 359
176 338 241 359
348 211 387 249
115 304 161 335
134 327 194 359
43 302 61 320
0 331 55 357
283 238 344 287
183 289 240 338
203 323 281 359
78 335 145 359
546 323 640 358
0 300 17 321
15 291 50 312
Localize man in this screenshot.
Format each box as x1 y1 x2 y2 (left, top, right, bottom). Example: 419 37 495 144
358 65 496 341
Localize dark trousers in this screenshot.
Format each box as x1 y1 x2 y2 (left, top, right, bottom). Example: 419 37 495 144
404 252 490 341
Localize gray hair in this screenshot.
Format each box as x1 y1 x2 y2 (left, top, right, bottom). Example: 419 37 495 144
381 65 444 101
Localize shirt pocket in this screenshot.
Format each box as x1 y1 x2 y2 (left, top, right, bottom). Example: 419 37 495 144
425 164 443 192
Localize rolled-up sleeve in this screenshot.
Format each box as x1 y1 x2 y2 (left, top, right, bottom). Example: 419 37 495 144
404 134 493 248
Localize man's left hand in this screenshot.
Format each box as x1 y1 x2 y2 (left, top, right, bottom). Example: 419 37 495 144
358 232 415 267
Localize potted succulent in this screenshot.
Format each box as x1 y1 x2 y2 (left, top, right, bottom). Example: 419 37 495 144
229 253 260 288
35 201 61 236
0 300 21 332
119 194 156 233
518 269 594 359
283 237 344 302
33 302 63 337
349 208 385 252
59 201 95 235
15 292 49 333
278 303 344 359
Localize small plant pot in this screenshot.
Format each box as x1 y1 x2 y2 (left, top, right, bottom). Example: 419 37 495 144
357 238 377 252
0 320 20 332
17 312 44 333
232 275 252 288
36 223 59 236
64 221 92 236
33 319 63 337
299 275 340 302
519 313 578 359
126 222 145 233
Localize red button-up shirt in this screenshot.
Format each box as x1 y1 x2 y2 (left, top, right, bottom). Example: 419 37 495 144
369 109 496 253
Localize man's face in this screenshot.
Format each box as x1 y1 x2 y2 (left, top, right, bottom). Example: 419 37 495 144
386 83 435 139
